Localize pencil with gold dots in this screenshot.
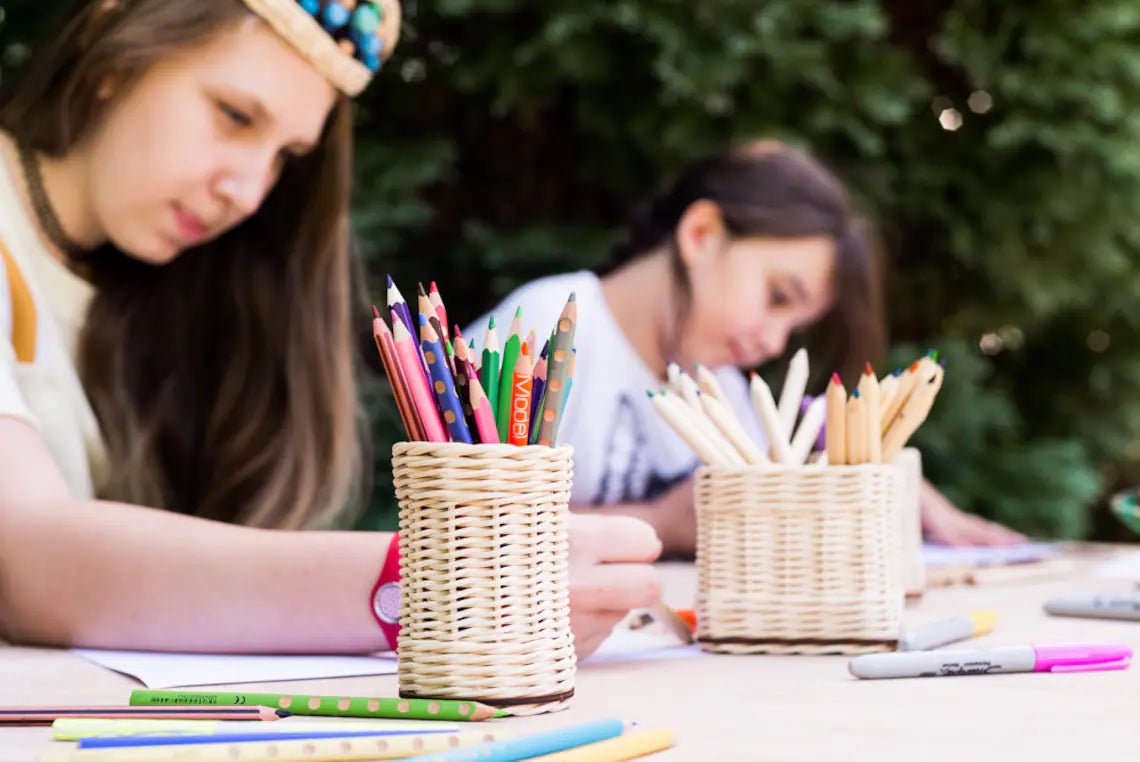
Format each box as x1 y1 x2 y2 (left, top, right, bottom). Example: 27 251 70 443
533 294 577 446
419 314 472 444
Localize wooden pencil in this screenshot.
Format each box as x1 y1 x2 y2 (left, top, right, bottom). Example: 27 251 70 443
825 372 847 465
749 372 793 464
858 362 882 463
534 294 577 446
881 359 920 434
451 327 479 436
846 390 866 465
371 306 425 441
789 395 826 465
695 364 727 402
508 343 534 446
392 318 447 442
481 316 501 425
496 307 523 442
649 391 735 466
882 365 943 461
465 364 500 445
700 393 767 464
776 348 809 441
428 281 449 342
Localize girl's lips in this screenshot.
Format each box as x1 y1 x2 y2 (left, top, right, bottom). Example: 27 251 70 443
172 204 208 244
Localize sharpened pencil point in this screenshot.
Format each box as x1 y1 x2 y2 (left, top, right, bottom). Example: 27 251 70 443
567 292 577 302
864 362 873 375
831 372 842 385
372 305 380 319
488 314 495 328
386 274 394 287
853 388 861 398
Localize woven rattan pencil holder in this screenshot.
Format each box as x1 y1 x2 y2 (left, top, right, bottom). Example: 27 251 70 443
392 441 576 716
694 463 904 655
894 448 926 600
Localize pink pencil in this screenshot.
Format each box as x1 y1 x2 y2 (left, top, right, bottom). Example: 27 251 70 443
465 364 500 445
0 705 287 725
392 319 448 442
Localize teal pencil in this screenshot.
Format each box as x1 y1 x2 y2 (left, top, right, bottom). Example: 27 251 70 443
496 307 522 442
481 316 501 436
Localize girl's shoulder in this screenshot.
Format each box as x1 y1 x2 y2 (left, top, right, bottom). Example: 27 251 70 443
465 270 599 343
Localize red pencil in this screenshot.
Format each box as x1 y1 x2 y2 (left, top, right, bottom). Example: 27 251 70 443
372 306 425 441
465 364 500 445
0 705 288 725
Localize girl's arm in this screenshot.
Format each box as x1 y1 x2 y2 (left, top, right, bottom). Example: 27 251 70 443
585 477 697 559
0 418 663 656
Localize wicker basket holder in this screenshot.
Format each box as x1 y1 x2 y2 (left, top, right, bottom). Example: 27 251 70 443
894 448 926 600
392 442 577 716
694 463 904 655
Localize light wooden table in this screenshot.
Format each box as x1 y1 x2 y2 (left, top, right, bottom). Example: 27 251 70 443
2 548 1138 761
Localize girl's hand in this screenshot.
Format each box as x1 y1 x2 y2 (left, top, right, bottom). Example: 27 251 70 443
567 513 662 658
920 479 1027 547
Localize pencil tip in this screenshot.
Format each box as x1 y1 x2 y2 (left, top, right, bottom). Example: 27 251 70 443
831 372 841 384
430 280 439 293
568 292 577 302
372 305 380 319
417 282 428 297
893 368 902 376
513 306 522 318
864 362 873 375
275 710 292 718
488 314 495 329
646 390 655 398
386 274 394 287
853 388 861 398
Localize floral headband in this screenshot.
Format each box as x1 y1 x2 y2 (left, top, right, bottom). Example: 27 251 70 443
240 0 401 96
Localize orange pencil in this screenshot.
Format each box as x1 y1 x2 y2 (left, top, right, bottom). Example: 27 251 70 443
371 306 425 441
465 364 500 445
508 344 534 446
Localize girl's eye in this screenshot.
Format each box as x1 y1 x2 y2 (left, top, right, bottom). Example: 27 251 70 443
218 101 252 128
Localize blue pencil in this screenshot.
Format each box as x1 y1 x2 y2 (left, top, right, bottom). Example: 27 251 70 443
79 728 451 749
405 718 624 761
420 314 473 444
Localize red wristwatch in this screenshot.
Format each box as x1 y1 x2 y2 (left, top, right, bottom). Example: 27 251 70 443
370 535 401 651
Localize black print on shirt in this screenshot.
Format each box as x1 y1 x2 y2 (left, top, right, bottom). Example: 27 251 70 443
591 392 695 505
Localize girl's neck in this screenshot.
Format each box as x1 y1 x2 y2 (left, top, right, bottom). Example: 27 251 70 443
599 249 680 380
37 147 104 251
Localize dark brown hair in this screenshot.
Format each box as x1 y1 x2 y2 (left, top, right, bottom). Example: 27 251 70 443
0 0 362 528
603 140 885 379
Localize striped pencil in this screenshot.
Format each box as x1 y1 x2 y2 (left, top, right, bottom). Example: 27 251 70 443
496 307 523 442
371 306 425 441
385 274 415 338
392 318 447 442
419 315 472 444
481 316 501 424
0 706 287 725
465 364 500 444
530 340 549 439
533 294 577 446
508 344 534 446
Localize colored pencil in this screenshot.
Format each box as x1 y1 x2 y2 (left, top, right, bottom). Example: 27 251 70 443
858 362 882 463
465 363 500 445
695 364 726 402
776 347 809 442
406 718 625 762
699 393 767 464
496 307 523 442
420 315 473 444
129 691 505 722
666 361 683 394
561 347 576 417
428 281 449 341
846 390 867 464
52 718 459 741
385 274 415 339
372 306 426 441
481 316 501 424
525 328 538 360
671 369 742 463
451 327 478 435
789 395 826 465
649 391 737 466
530 340 549 439
878 369 900 422
881 359 920 433
825 373 847 465
749 372 793 464
534 294 577 446
391 319 447 442
882 365 943 461
528 728 676 761
0 706 286 725
78 728 454 749
508 343 534 446
38 729 518 762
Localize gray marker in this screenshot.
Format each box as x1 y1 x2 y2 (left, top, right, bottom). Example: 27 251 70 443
1045 595 1140 621
849 643 1132 679
899 611 998 651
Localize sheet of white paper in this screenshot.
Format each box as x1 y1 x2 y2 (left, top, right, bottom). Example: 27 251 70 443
582 627 703 665
922 542 1057 568
1092 551 1140 580
72 648 398 689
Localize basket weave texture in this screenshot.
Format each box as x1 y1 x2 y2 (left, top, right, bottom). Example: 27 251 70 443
392 442 576 715
894 448 926 599
695 463 904 654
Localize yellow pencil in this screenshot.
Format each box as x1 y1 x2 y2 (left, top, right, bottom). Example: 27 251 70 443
826 373 847 465
846 391 866 464
528 728 676 761
858 363 882 463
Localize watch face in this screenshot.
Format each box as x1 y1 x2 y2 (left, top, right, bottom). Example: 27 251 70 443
374 581 401 624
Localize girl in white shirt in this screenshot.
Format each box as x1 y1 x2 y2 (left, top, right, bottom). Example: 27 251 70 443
471 141 1024 555
0 0 659 659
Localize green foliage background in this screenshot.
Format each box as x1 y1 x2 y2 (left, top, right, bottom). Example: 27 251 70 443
5 1 1138 539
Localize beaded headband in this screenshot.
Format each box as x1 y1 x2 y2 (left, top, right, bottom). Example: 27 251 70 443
240 0 401 96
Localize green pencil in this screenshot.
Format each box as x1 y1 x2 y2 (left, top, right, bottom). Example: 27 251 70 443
481 316 501 433
129 690 506 722
496 307 522 442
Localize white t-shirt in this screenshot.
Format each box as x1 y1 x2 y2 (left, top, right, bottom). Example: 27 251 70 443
0 134 108 498
466 271 765 507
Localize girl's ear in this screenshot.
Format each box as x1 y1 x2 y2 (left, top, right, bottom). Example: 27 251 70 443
675 199 727 270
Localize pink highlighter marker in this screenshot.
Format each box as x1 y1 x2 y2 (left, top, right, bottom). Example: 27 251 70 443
849 643 1132 679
